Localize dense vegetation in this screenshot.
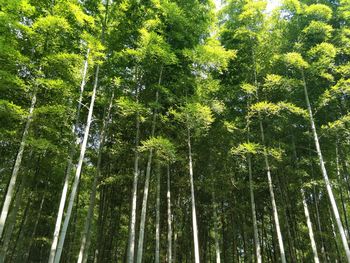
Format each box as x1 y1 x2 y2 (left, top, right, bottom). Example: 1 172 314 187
0 0 350 262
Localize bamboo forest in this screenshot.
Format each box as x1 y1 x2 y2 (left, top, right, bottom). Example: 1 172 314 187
2 0 350 262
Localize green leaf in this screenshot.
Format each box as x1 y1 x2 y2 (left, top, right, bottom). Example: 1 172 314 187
140 136 176 162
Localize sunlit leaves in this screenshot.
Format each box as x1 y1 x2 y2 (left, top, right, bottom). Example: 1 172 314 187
322 114 350 136
238 0 266 24
121 27 177 66
0 0 35 18
250 101 307 118
240 83 257 95
223 120 238 133
280 0 302 15
116 96 149 118
305 4 332 22
307 42 336 80
171 102 214 135
284 52 309 70
302 21 333 43
319 79 350 107
184 37 236 72
32 15 72 53
0 99 26 122
138 28 177 64
231 142 261 156
140 136 176 162
231 142 284 160
54 2 95 28
41 53 83 84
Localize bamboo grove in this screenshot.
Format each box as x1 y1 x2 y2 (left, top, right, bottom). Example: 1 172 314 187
1 0 350 262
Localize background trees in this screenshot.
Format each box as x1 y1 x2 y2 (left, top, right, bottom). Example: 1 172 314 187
0 0 350 262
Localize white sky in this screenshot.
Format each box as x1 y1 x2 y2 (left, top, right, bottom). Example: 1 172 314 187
266 0 281 13
214 0 281 12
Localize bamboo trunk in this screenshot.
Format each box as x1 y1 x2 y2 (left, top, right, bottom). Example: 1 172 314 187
77 90 114 263
0 88 37 239
258 118 286 263
301 189 320 263
127 86 140 263
0 175 26 263
212 195 221 263
155 162 161 263
48 48 89 263
53 64 100 263
336 144 350 238
167 165 172 263
302 71 350 261
136 66 162 263
187 126 200 263
248 154 261 263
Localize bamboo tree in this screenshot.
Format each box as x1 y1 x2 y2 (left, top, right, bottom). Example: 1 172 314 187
52 1 109 261
246 96 261 263
0 173 26 262
301 188 320 263
77 88 115 263
212 194 221 263
155 161 161 263
127 77 140 263
167 164 172 263
187 123 200 263
53 61 100 263
0 87 37 239
136 67 163 263
301 69 350 261
258 116 286 263
48 48 90 263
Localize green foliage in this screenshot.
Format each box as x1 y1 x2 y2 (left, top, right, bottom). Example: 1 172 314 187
322 114 350 134
137 27 178 65
2 0 350 261
32 15 72 53
223 120 238 133
139 136 176 162
53 2 95 28
307 42 336 80
284 52 309 70
0 99 26 122
116 96 149 117
250 101 307 118
305 4 332 22
231 142 262 156
263 74 301 93
281 0 302 15
302 21 333 43
173 102 214 134
231 142 284 161
241 83 257 95
184 37 236 72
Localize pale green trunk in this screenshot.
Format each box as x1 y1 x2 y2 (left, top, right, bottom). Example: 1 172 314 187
302 71 350 261
248 154 261 263
136 66 162 263
301 189 320 263
127 82 140 263
212 195 221 263
167 165 172 263
187 126 200 263
0 176 26 263
49 48 89 263
259 118 286 263
155 162 160 263
0 88 37 239
77 90 114 263
53 64 100 263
